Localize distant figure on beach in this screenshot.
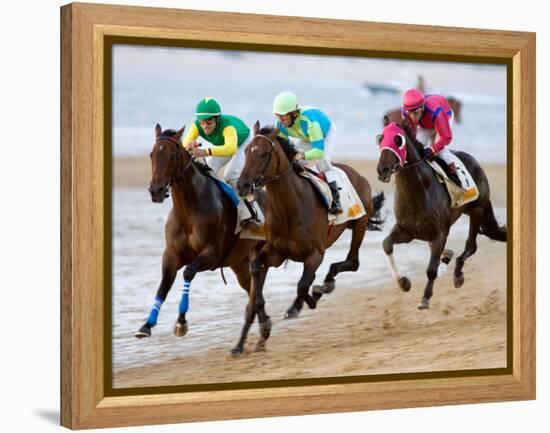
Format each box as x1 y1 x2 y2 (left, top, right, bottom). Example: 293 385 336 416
417 75 426 93
401 88 462 187
272 91 343 214
181 97 261 227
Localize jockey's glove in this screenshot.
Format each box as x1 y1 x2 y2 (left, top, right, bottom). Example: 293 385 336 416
422 147 435 160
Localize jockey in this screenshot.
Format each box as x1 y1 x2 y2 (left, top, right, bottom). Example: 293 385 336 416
182 97 261 227
402 88 462 187
272 91 343 214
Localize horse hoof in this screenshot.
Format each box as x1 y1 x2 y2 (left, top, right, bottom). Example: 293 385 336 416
228 347 244 358
254 340 267 352
284 309 300 320
134 324 152 339
418 298 430 310
174 322 188 337
312 281 335 294
454 274 465 288
441 249 454 265
259 317 272 340
398 277 411 292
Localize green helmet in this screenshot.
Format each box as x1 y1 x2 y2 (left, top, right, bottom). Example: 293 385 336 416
273 91 298 115
195 98 221 119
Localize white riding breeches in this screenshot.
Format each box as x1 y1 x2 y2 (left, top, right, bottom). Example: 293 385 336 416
205 136 250 184
294 123 338 182
417 112 455 165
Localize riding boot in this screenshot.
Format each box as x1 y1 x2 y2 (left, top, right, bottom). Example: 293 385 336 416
446 162 462 188
328 181 343 215
227 179 262 228
241 199 262 228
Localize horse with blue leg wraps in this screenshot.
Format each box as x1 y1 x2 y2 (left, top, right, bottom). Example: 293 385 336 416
376 116 506 309
134 124 270 356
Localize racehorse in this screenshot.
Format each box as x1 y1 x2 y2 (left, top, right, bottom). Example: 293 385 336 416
376 116 506 308
134 124 271 356
237 122 384 346
383 97 462 125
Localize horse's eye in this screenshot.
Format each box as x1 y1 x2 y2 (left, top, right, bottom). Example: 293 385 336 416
170 154 176 162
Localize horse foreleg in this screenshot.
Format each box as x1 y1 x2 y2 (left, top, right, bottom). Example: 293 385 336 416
229 258 268 356
174 247 216 337
135 250 182 338
314 217 368 296
419 234 447 310
383 224 413 292
286 250 323 319
454 207 483 288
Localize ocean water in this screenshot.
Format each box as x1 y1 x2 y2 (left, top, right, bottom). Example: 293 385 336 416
112 46 507 162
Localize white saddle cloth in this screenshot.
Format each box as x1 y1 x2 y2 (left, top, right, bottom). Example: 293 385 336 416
427 153 479 208
299 166 366 225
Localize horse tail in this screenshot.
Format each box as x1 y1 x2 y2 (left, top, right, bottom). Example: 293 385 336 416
479 201 507 241
367 192 385 231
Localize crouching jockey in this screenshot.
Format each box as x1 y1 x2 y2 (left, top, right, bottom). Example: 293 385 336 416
182 97 261 227
402 89 462 187
272 91 343 214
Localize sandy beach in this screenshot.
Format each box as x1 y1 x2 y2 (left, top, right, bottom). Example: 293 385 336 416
112 157 507 389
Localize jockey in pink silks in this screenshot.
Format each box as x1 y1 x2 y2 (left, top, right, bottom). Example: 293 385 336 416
402 88 462 187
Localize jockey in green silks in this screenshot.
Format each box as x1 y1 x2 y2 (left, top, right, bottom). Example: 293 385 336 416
182 97 261 227
273 91 343 214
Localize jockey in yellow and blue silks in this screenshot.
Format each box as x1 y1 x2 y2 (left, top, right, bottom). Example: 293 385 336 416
273 91 343 214
181 97 261 227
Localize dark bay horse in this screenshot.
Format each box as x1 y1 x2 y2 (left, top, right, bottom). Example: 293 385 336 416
376 117 506 309
134 125 271 355
237 122 384 339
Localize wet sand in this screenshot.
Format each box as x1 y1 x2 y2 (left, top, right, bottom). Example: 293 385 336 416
112 157 507 389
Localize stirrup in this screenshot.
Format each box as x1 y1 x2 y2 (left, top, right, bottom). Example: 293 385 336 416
241 217 262 229
328 201 343 215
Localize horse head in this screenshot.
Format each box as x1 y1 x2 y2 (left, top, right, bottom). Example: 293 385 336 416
376 116 410 183
237 121 295 196
148 124 187 203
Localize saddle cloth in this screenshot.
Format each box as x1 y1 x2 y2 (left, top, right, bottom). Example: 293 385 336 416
298 166 366 225
207 172 266 240
427 153 479 208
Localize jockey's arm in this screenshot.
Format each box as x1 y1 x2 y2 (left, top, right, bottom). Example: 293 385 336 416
431 114 453 153
181 123 200 149
209 125 238 157
305 121 325 160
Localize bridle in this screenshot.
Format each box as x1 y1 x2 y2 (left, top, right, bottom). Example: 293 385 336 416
154 135 194 193
380 133 426 178
251 134 294 189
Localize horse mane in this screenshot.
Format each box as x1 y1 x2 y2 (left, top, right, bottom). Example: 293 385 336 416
259 125 298 162
161 129 179 139
399 120 424 157
161 128 211 176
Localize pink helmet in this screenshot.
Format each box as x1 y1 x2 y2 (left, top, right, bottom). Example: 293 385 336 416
403 88 425 111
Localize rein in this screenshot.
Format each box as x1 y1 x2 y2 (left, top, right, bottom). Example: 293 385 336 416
156 136 194 185
253 134 294 188
399 157 426 171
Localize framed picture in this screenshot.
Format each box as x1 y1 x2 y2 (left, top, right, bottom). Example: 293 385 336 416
61 2 535 429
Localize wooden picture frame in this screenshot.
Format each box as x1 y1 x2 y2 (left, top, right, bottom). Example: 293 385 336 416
60 2 535 429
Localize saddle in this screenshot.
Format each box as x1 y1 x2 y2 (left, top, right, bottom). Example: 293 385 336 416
296 164 366 224
427 154 479 208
